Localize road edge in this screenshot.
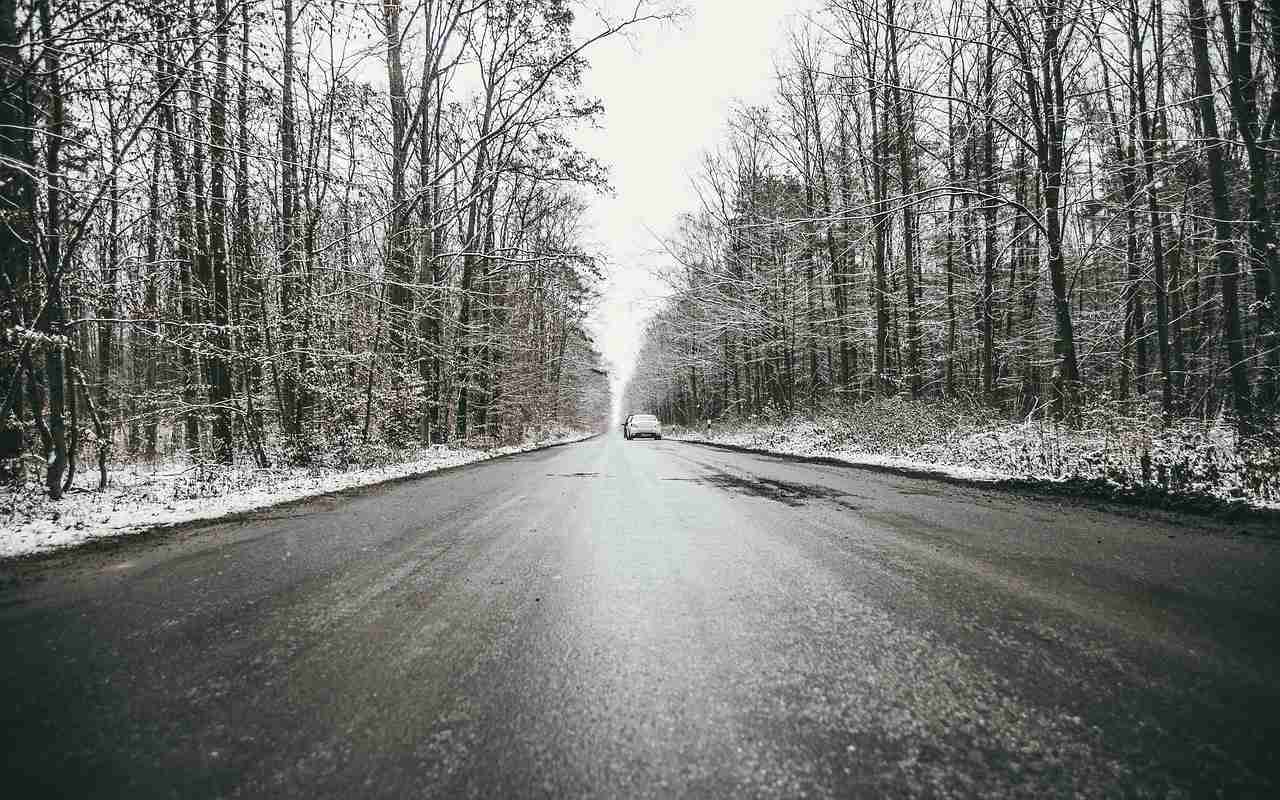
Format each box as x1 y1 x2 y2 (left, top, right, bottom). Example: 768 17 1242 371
1 433 602 567
671 437 1280 532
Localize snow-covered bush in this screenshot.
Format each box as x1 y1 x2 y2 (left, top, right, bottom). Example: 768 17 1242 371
1238 434 1280 502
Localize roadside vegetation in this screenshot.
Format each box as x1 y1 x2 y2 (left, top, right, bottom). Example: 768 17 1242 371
624 0 1280 510
0 0 676 545
670 397 1280 512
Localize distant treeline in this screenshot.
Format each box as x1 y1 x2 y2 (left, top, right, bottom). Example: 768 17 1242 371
624 0 1279 438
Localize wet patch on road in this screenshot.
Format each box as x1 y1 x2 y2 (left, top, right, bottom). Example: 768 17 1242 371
675 468 861 510
896 487 944 498
546 472 602 478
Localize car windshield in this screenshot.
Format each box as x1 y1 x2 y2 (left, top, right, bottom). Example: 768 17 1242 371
634 415 658 423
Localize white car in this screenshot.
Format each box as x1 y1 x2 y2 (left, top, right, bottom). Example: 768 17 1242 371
624 414 662 440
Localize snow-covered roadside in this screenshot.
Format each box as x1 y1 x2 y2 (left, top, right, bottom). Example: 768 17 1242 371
674 425 1009 482
670 403 1280 514
1 431 596 560
701 440 1011 484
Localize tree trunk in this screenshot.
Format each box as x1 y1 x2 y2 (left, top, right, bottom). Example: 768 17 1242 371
158 32 201 458
97 73 119 466
887 0 921 397
188 1 211 452
279 0 301 438
143 145 160 457
870 80 890 395
1130 3 1174 420
1188 0 1254 432
207 0 234 462
39 0 68 498
382 0 413 362
980 28 998 404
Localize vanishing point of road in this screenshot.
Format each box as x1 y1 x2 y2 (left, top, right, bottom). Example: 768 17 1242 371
3 435 1277 797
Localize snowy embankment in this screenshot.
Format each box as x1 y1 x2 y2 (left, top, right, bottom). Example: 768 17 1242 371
1 430 596 559
671 398 1280 515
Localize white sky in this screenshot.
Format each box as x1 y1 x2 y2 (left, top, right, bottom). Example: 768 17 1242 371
574 0 811 416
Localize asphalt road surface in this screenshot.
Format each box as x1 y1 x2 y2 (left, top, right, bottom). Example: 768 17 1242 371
3 435 1278 798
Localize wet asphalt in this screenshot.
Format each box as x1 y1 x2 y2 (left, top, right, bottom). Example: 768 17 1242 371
1 434 1278 798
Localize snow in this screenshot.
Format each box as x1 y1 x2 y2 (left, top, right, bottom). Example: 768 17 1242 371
675 424 1008 483
0 431 596 560
671 400 1280 513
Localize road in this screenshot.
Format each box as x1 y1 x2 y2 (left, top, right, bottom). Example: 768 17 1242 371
2 434 1278 798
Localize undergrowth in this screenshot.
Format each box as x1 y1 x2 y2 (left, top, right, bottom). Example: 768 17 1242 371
681 396 1280 507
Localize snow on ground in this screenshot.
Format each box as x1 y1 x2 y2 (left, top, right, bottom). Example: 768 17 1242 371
674 422 1009 482
670 400 1280 513
1 431 596 560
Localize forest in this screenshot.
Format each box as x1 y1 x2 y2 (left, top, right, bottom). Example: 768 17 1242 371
0 0 665 500
622 0 1280 478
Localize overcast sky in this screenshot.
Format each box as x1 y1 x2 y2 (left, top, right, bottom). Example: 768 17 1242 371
575 0 812 413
